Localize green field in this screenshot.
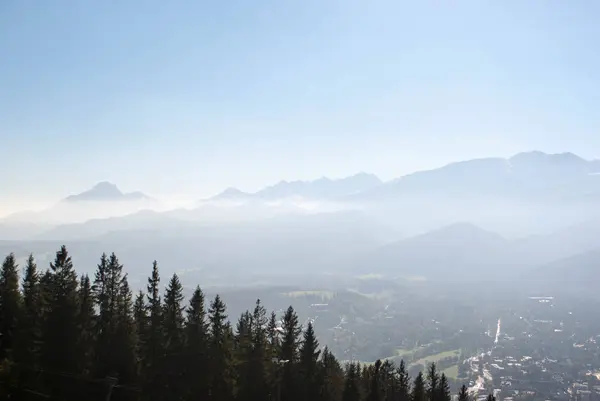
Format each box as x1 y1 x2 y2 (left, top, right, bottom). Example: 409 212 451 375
442 365 459 379
411 349 460 367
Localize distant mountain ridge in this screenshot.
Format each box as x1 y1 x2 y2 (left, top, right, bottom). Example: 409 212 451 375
5 150 600 235
65 181 151 202
350 151 600 202
1 182 156 225
210 172 382 201
208 151 600 203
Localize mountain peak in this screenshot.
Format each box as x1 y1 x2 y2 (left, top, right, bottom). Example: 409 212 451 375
92 181 121 193
213 187 250 200
64 182 149 202
509 151 587 164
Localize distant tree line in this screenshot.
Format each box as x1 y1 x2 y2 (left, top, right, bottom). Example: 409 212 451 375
0 246 490 401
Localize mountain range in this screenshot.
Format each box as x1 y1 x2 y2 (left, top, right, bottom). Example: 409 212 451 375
207 151 600 204
2 182 156 227
209 172 382 202
350 151 600 203
1 150 599 291
63 181 152 202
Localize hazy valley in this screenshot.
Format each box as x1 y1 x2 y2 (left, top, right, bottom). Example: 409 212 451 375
1 151 599 296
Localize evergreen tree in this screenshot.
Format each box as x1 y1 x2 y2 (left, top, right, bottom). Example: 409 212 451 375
93 253 124 377
396 360 411 401
266 310 281 400
113 274 138 384
133 290 148 363
366 359 382 401
208 295 235 401
0 253 21 362
41 246 80 374
342 363 361 401
39 269 53 317
299 322 321 401
426 363 440 401
76 274 95 376
280 306 302 401
143 260 164 401
163 274 185 351
249 300 270 401
280 306 301 363
162 274 186 401
437 374 451 401
319 347 344 401
412 372 426 401
458 384 470 401
267 310 280 351
380 360 397 401
184 286 209 401
14 255 42 369
235 310 254 401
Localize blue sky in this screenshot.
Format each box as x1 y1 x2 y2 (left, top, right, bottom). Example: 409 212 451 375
1 0 599 212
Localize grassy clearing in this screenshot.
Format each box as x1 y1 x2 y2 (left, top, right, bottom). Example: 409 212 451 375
442 365 459 379
395 348 418 358
411 349 460 367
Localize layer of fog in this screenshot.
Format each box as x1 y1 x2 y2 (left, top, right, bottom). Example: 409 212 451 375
2 151 600 295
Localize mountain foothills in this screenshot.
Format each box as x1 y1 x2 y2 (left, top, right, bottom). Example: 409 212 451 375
0 247 480 401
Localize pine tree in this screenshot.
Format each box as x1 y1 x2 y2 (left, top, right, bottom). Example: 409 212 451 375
113 274 138 384
267 310 280 352
208 295 235 401
299 322 321 401
162 274 186 401
266 310 281 398
163 274 185 352
280 306 301 363
39 246 81 401
367 359 382 401
14 254 42 369
280 306 302 401
39 269 53 317
458 384 470 401
41 246 80 374
426 363 440 401
133 290 147 362
93 253 124 377
342 363 361 401
235 311 254 401
76 274 95 376
380 360 397 401
143 260 164 401
396 360 411 401
412 372 426 401
0 253 22 362
184 286 209 401
319 347 344 401
437 373 451 401
249 300 269 401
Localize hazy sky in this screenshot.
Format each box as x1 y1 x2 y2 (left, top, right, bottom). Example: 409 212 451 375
1 0 599 213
